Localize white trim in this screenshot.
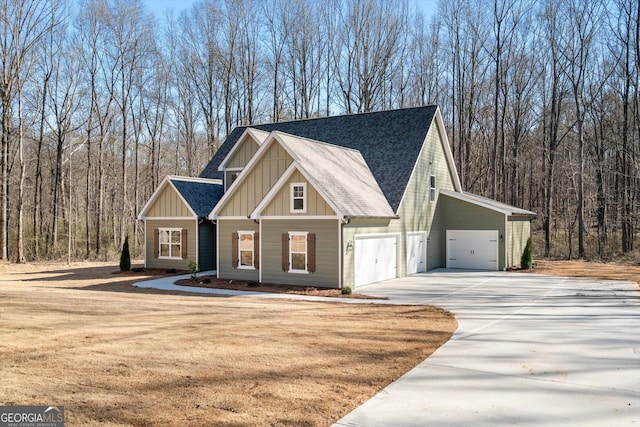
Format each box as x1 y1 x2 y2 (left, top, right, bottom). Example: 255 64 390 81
250 163 297 217
259 220 263 283
237 230 256 270
260 215 339 220
144 220 148 268
288 231 309 274
195 220 199 268
217 128 270 171
210 134 280 219
216 216 253 220
216 219 220 276
395 107 462 215
225 167 244 171
338 219 343 288
142 216 196 221
440 189 514 216
429 174 437 202
504 216 508 271
250 162 343 219
158 227 183 259
290 182 307 213
138 175 221 219
406 231 427 274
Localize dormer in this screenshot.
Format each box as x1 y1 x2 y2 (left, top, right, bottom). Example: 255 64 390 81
217 128 269 191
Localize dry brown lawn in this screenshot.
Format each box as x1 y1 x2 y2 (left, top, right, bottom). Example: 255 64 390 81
525 259 640 287
0 261 456 427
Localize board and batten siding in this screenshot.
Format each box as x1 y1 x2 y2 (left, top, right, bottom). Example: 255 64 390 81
226 137 260 169
146 185 193 218
217 219 260 282
198 222 217 271
144 219 197 270
262 219 340 288
507 218 531 268
261 170 336 217
439 195 507 270
218 142 293 217
342 121 458 287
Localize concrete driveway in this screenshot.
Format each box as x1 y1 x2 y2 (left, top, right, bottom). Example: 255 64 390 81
334 270 640 426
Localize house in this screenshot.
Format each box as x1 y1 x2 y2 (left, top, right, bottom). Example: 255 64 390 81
138 175 224 271
140 106 535 288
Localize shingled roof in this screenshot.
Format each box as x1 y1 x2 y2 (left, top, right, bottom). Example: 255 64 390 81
249 132 396 219
200 106 438 212
170 177 225 218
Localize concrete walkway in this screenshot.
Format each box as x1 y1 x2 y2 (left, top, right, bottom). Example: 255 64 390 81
333 270 640 426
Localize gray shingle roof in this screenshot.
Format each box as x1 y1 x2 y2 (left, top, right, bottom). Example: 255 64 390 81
200 106 438 212
171 177 224 218
270 132 396 218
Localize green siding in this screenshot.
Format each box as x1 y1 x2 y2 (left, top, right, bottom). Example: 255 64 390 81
262 219 340 288
341 119 458 287
198 221 217 271
219 142 293 217
438 195 507 270
145 219 197 270
227 138 260 169
217 219 260 282
146 184 193 217
507 218 531 268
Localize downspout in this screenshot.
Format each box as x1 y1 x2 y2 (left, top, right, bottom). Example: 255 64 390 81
504 215 508 271
259 219 262 284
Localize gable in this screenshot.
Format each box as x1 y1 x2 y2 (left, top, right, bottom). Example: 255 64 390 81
216 141 293 217
260 169 336 217
201 106 439 212
225 136 260 169
144 184 194 218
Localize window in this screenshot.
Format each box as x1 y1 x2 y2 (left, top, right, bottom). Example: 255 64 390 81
291 182 306 213
238 231 254 269
289 232 308 273
429 174 436 201
158 228 182 259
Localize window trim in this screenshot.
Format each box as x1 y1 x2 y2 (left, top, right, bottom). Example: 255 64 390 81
429 174 437 201
158 227 182 259
290 182 307 213
238 230 255 270
288 231 309 274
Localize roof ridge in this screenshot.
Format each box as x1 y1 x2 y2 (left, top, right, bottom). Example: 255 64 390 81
168 175 222 185
244 105 437 128
272 130 361 154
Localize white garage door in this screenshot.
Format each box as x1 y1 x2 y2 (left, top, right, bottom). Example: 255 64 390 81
406 232 427 275
354 235 398 287
446 230 498 270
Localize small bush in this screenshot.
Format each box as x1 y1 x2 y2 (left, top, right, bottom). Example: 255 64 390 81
521 237 533 270
188 260 199 280
119 235 131 271
341 286 352 295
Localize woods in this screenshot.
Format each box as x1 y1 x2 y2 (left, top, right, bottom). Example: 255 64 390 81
0 0 638 262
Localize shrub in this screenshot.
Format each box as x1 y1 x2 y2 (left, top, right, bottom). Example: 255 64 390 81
521 237 533 270
188 259 199 280
119 235 131 271
341 285 352 295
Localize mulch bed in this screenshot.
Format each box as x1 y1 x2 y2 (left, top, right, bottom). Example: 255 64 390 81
175 275 385 299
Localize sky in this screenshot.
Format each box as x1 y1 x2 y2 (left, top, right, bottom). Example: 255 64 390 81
143 0 438 21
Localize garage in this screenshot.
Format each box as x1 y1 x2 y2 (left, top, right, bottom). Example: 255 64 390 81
406 232 427 275
446 230 498 270
354 234 398 287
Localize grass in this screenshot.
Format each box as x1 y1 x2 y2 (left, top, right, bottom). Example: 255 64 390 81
0 261 456 426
